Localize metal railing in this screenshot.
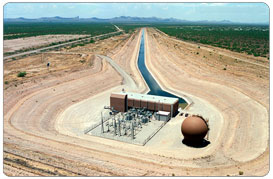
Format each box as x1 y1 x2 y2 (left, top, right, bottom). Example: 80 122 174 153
84 110 112 134
142 121 167 146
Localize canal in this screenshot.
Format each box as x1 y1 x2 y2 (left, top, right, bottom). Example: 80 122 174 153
137 29 187 104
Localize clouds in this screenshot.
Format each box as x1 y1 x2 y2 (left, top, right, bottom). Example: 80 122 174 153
4 2 269 23
200 3 227 6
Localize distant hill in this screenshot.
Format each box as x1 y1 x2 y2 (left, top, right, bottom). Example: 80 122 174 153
4 16 268 25
4 16 81 22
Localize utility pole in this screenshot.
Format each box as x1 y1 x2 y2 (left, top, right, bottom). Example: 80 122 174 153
124 125 127 136
131 121 134 140
113 118 116 136
118 119 121 136
107 122 110 132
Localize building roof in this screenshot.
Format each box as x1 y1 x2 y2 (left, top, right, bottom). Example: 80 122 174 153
115 92 179 105
110 93 127 99
157 111 170 116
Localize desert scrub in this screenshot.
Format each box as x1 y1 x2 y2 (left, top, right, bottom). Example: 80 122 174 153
17 71 27 77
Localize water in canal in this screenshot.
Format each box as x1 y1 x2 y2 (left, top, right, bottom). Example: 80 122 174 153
137 29 187 104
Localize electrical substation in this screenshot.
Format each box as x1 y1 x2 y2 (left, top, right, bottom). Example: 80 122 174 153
85 91 209 146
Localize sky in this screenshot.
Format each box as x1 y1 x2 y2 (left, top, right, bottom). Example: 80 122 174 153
3 2 269 24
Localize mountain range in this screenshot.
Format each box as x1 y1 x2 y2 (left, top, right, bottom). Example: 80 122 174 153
4 16 268 25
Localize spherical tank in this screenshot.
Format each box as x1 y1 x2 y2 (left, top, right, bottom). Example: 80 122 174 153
181 116 208 142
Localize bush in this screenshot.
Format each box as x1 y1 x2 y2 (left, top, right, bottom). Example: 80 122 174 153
239 171 244 175
79 60 86 64
17 71 27 77
4 81 9 85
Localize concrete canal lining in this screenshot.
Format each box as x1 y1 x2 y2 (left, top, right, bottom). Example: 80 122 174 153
137 29 187 104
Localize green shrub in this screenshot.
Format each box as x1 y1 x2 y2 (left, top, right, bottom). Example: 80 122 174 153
79 60 86 64
156 25 268 58
17 71 27 77
239 171 244 175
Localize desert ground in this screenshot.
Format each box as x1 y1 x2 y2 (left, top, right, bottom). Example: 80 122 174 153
4 34 89 53
3 28 269 176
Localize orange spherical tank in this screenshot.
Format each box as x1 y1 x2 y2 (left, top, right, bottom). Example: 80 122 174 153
181 116 208 141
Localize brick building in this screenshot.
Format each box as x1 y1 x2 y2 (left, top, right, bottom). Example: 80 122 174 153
110 92 179 117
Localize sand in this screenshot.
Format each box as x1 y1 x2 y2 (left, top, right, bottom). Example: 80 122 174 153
4 34 89 53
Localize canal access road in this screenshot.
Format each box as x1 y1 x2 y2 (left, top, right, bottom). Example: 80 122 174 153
97 55 137 90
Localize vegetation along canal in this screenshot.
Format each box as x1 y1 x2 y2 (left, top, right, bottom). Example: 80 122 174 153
137 29 187 105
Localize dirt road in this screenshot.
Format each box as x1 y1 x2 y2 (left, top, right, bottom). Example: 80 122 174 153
4 34 89 53
97 55 137 89
4 29 123 61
